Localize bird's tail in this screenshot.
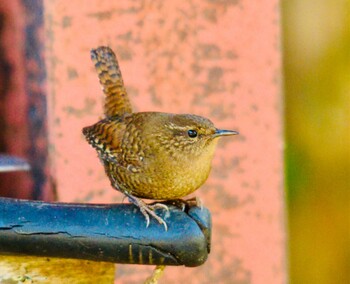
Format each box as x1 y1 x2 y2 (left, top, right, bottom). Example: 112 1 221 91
90 46 133 117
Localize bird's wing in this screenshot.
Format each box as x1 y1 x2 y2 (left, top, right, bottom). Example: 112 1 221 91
90 46 133 117
82 118 126 164
82 115 145 171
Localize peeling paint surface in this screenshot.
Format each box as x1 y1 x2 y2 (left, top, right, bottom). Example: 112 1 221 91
45 0 285 283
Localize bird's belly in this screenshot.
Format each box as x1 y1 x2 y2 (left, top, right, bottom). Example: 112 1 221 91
125 160 211 200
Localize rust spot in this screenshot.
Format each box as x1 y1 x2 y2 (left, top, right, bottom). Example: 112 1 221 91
63 98 96 118
87 11 115 20
115 45 133 60
61 16 72 28
67 67 78 80
194 44 221 60
206 0 240 6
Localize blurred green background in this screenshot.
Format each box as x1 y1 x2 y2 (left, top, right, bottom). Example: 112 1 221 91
283 0 349 283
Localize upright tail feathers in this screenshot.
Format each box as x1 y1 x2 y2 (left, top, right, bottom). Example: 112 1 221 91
90 46 133 117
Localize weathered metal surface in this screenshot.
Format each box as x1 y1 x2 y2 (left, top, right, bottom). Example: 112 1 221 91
0 197 211 267
44 1 285 283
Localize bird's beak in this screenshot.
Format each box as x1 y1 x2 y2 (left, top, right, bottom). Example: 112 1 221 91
213 129 239 138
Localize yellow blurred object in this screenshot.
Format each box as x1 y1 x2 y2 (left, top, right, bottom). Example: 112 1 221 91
283 0 350 283
0 256 115 283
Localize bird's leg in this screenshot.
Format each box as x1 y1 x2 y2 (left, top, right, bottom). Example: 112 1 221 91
124 192 169 231
144 265 166 284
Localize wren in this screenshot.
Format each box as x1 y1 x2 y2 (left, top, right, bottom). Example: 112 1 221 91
83 46 238 230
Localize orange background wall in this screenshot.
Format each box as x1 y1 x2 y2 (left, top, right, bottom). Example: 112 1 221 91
45 1 285 283
1 1 286 283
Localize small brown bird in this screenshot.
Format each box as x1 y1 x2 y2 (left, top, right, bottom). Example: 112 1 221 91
83 46 238 230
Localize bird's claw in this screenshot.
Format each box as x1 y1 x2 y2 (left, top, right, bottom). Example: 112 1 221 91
149 202 170 212
140 203 168 231
126 193 168 231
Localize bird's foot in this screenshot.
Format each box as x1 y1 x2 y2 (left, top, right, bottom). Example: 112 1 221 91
165 196 203 212
126 193 169 231
185 196 203 210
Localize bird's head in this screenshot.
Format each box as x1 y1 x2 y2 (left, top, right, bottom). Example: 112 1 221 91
146 113 238 159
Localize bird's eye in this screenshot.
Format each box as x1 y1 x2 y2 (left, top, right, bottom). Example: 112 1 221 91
187 129 198 138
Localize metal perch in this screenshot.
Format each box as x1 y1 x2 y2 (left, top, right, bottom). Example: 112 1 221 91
0 197 211 267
